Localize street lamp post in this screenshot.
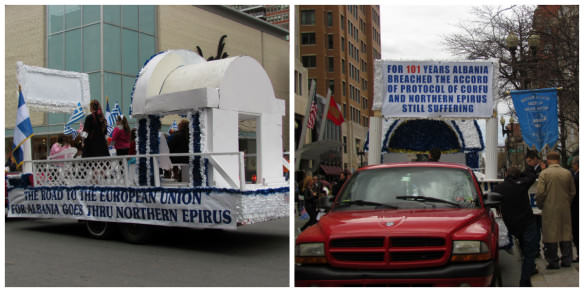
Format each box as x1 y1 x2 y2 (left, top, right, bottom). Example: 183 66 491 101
356 146 365 168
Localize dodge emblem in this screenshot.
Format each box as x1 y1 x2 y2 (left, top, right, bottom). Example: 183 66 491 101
385 222 395 227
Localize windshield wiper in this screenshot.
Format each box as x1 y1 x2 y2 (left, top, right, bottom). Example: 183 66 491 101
395 196 461 208
337 199 399 209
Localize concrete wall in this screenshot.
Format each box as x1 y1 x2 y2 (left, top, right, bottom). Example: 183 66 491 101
158 6 290 151
5 5 46 129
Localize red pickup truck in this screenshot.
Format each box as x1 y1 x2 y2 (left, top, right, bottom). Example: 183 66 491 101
295 162 502 287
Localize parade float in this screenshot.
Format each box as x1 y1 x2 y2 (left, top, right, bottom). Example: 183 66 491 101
366 60 502 192
7 50 289 242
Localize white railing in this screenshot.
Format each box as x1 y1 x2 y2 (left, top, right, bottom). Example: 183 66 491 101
30 152 246 189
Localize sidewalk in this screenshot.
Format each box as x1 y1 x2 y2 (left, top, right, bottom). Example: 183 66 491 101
531 254 579 287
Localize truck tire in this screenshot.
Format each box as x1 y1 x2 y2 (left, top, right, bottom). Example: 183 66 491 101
118 223 153 244
85 221 116 239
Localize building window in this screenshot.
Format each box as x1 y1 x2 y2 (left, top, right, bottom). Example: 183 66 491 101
327 11 333 26
341 36 345 51
342 81 346 96
343 136 347 153
298 72 303 95
341 59 346 74
342 104 347 118
327 56 334 72
328 80 335 94
47 5 156 126
301 10 315 25
327 34 334 49
340 14 345 29
302 55 317 68
301 32 316 45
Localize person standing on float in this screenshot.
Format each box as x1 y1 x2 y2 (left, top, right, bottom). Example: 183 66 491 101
82 100 109 158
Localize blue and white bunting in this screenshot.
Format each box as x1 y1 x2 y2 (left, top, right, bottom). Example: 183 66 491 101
12 87 34 167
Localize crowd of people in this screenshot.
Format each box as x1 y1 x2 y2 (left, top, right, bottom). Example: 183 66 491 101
490 150 578 287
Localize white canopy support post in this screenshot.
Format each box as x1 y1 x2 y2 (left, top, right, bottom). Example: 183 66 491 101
368 112 383 165
485 113 498 180
22 139 32 173
238 152 246 191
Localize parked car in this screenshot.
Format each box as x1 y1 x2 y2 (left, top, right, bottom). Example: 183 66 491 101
295 162 502 287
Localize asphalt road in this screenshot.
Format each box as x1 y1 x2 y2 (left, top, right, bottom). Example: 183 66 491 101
5 217 290 287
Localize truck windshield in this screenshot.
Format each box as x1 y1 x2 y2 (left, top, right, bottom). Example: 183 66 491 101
336 167 480 210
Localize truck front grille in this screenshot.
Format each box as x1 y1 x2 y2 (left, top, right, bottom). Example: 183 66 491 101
331 252 385 262
328 236 448 268
390 237 445 247
390 251 445 261
330 237 384 248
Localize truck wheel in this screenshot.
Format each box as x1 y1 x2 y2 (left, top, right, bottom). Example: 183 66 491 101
118 223 153 244
85 221 116 239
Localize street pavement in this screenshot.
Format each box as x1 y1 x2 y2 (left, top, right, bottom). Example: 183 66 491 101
6 217 289 287
294 211 579 287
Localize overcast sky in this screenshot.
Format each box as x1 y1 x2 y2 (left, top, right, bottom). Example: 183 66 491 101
380 5 476 60
379 5 505 145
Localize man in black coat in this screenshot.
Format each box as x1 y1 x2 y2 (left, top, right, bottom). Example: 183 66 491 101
493 167 539 287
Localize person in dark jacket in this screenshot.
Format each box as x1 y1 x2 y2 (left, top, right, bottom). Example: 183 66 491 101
167 120 189 164
82 100 109 158
493 167 539 287
300 176 318 231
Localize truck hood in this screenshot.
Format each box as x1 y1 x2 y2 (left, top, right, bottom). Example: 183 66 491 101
317 208 486 239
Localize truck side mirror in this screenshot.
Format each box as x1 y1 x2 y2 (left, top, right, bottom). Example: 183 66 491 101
483 192 503 208
318 196 334 211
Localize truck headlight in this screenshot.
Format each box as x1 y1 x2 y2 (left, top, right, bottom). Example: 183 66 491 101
450 240 491 262
295 243 327 265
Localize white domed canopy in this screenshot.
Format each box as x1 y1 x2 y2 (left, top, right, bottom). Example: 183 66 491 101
131 50 284 117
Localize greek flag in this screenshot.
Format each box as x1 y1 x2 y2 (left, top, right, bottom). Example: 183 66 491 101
64 102 85 139
12 86 34 167
169 120 178 133
105 99 121 136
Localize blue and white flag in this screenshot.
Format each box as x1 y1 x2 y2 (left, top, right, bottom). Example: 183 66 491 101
105 99 121 136
510 88 559 151
169 120 178 133
12 86 34 167
64 102 85 139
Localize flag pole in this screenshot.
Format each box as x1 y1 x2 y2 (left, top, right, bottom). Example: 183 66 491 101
295 80 316 170
318 89 332 141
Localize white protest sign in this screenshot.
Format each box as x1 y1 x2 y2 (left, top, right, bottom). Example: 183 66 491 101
374 60 494 118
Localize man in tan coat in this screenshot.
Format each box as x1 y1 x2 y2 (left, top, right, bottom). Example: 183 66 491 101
536 151 577 269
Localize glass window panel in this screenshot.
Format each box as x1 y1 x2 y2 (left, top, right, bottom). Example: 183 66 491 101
103 5 120 25
48 6 64 33
139 6 155 35
122 76 136 116
83 24 101 72
48 113 66 126
47 33 64 70
104 73 122 109
139 33 155 67
65 5 81 29
83 5 100 25
122 29 139 76
122 5 138 30
89 72 101 101
65 29 82 72
103 24 121 73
